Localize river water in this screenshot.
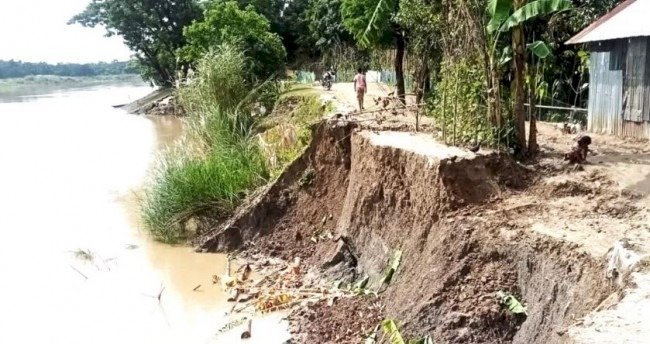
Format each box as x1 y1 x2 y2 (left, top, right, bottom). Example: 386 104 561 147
0 81 287 343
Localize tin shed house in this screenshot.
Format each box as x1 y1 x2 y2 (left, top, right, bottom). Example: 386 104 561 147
567 0 650 138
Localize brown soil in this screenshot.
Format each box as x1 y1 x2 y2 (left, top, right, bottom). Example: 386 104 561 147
198 119 646 343
288 297 384 344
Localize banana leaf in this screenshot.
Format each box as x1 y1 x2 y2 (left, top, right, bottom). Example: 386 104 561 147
380 250 403 286
382 319 406 344
527 40 551 59
499 0 572 33
496 291 527 315
487 0 512 34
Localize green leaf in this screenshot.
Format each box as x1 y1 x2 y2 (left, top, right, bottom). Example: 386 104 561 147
361 0 389 46
380 250 403 286
527 41 551 59
499 46 513 66
353 275 370 290
382 319 406 344
496 291 528 315
487 0 512 34
499 0 572 33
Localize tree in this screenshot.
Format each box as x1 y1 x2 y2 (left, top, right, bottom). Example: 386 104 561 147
395 0 442 103
342 0 407 102
181 1 287 81
69 0 202 86
307 0 356 67
487 0 572 157
236 0 314 65
0 60 137 79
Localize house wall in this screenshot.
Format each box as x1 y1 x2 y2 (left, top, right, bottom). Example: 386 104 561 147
588 40 624 135
588 37 650 138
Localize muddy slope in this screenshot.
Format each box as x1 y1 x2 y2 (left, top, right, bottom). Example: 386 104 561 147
199 121 613 343
198 121 352 263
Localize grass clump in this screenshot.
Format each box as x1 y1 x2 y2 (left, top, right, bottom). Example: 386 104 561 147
141 46 327 242
142 133 267 242
258 93 326 176
141 45 269 242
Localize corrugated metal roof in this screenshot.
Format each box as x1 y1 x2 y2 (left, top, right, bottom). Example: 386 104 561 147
567 0 650 44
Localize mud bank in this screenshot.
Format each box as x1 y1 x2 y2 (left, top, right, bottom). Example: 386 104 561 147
118 88 182 116
198 120 621 343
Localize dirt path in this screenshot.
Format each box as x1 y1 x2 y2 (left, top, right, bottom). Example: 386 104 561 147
319 82 434 131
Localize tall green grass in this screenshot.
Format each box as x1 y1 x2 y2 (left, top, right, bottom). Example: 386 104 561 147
141 45 269 242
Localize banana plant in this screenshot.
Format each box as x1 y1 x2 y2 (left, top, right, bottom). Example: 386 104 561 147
486 0 572 157
488 0 572 50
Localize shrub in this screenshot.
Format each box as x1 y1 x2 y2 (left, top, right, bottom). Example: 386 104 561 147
181 1 287 81
141 125 267 242
178 45 248 112
141 45 270 242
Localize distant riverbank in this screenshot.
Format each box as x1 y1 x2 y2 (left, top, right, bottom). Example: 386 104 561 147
0 74 144 98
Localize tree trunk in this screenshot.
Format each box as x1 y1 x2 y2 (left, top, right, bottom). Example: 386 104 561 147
416 57 429 104
395 32 406 103
488 53 502 128
528 64 538 154
512 0 527 157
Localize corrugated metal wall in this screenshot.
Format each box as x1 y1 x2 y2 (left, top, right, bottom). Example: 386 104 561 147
588 37 650 138
588 40 624 135
624 38 647 122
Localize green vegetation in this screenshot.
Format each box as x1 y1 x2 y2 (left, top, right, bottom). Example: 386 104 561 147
142 45 270 242
0 75 143 97
61 0 621 239
364 319 433 344
181 1 286 80
0 60 137 79
260 91 326 176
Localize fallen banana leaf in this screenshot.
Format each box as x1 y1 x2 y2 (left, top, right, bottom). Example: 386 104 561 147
353 275 370 290
379 250 403 290
255 293 293 312
382 319 406 344
496 291 527 315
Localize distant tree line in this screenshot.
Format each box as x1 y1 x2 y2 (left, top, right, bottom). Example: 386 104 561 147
0 60 138 79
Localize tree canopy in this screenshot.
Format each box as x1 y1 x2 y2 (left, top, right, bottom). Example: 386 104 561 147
342 0 407 100
69 0 202 86
181 1 286 80
307 0 355 55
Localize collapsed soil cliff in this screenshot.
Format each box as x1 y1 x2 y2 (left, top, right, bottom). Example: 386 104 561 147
198 120 617 343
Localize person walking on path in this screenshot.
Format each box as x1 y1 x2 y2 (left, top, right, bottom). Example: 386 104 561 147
353 68 366 112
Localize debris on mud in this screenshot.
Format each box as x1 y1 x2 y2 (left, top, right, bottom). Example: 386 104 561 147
288 297 384 344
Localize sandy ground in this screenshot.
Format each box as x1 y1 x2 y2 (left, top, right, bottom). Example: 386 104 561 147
362 130 476 161
532 123 650 343
319 82 434 131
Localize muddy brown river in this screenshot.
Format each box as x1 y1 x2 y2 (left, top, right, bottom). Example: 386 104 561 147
0 81 288 343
